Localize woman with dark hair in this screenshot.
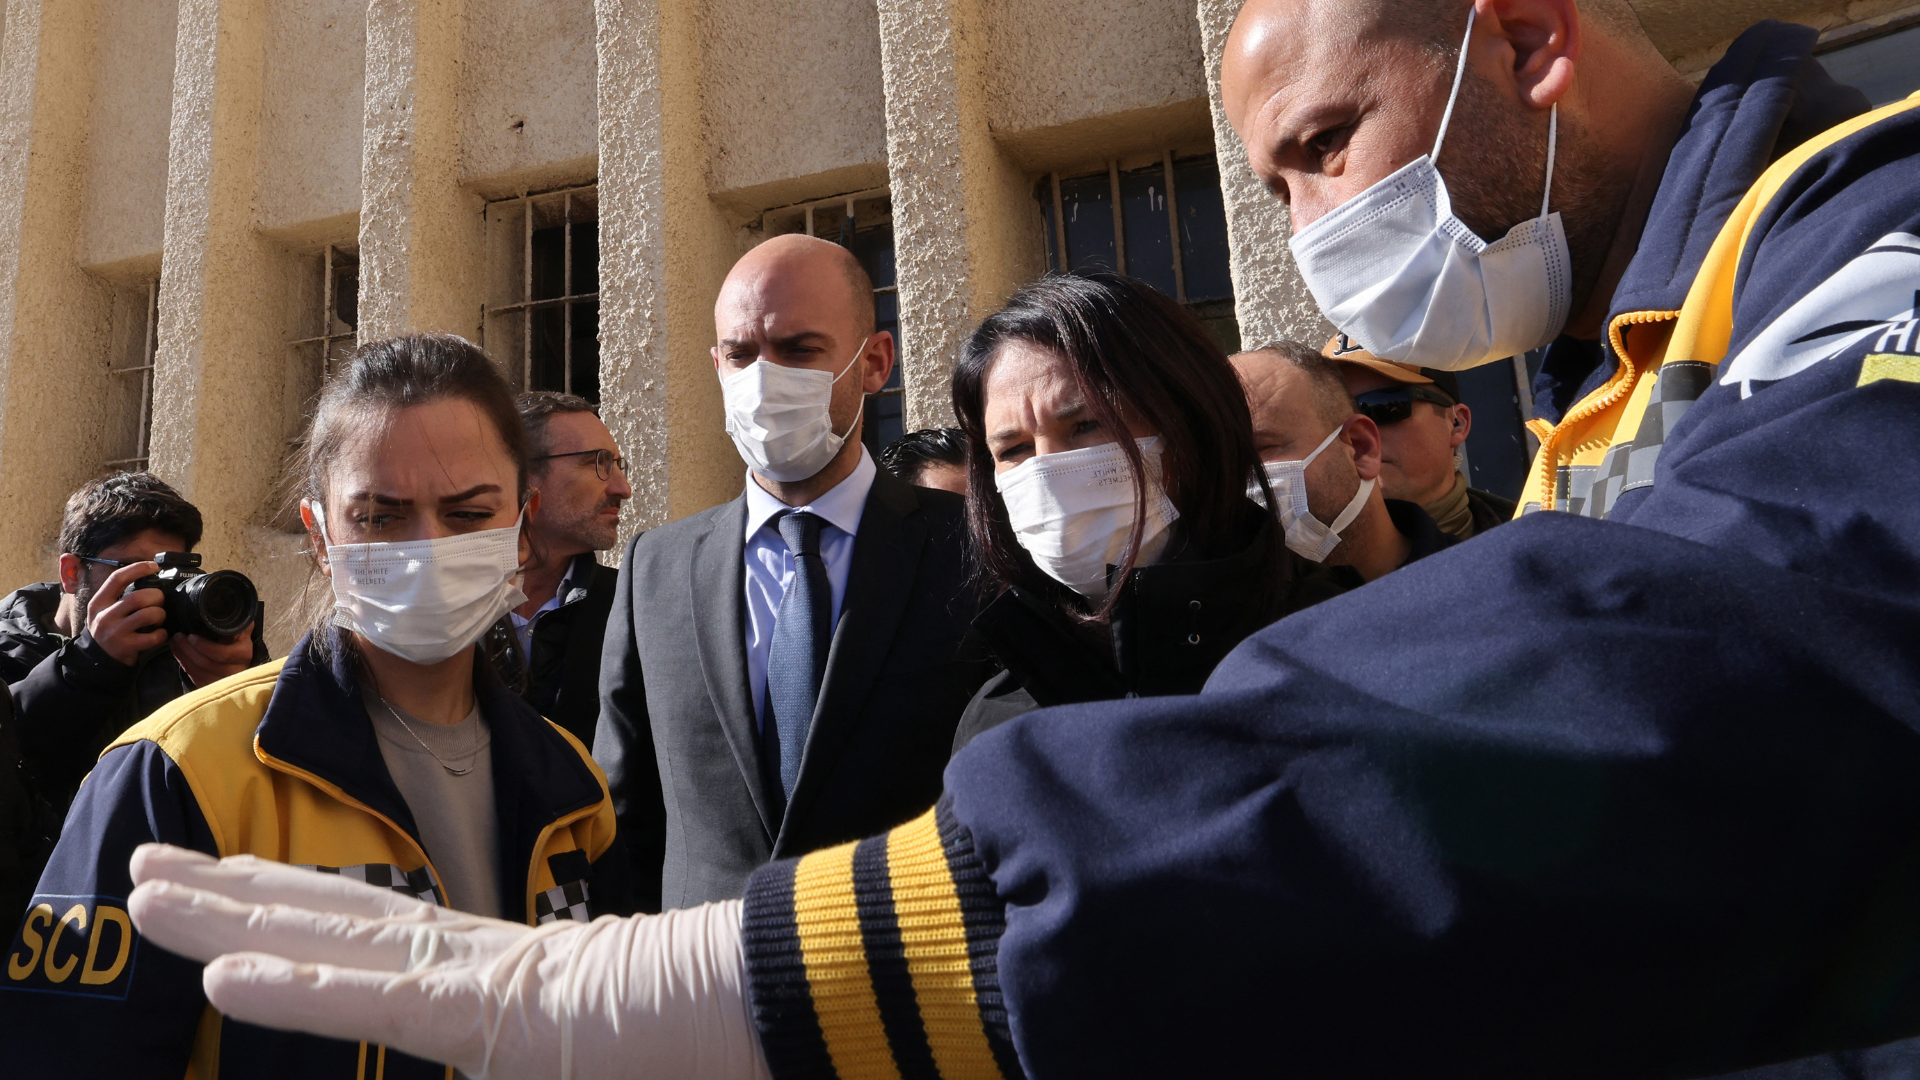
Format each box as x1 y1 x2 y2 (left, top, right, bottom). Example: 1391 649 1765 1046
8 333 628 1078
951 272 1349 747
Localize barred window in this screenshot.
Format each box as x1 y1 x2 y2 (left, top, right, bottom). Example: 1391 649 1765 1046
103 280 159 472
764 189 902 456
1037 153 1240 353
483 185 600 402
288 244 359 384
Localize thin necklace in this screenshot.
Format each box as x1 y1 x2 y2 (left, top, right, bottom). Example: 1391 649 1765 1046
378 697 479 776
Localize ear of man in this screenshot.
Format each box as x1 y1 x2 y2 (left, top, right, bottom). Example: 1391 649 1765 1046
1467 0 1580 113
1343 415 1386 481
58 552 85 594
1448 403 1472 449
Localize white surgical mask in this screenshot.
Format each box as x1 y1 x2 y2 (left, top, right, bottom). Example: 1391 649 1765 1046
1248 425 1375 563
996 437 1178 600
307 502 528 665
1288 5 1570 371
721 337 869 483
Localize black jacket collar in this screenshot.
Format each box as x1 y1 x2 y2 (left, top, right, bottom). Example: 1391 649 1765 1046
976 507 1317 705
256 629 606 922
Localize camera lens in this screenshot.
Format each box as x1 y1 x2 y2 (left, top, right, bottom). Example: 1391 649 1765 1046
179 570 258 639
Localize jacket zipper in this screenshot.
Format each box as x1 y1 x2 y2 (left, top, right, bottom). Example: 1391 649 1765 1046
1533 309 1679 510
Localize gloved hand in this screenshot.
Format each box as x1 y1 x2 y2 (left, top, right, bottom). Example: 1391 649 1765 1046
127 844 771 1080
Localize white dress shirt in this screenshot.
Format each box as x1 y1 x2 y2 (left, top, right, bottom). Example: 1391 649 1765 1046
508 558 578 662
742 447 876 731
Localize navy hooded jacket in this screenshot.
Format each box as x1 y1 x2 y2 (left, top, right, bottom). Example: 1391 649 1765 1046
733 23 1920 1080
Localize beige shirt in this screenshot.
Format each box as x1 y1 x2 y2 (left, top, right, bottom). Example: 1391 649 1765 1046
363 690 503 919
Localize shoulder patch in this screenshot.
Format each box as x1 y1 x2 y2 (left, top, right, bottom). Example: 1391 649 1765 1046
1720 233 1920 397
3 894 138 999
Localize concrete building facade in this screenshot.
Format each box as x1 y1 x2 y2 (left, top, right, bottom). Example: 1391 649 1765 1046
0 0 1912 651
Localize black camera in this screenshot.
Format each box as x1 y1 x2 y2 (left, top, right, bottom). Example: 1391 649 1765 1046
130 552 259 639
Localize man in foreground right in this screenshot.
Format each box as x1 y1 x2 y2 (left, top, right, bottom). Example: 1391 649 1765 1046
115 1 1920 1078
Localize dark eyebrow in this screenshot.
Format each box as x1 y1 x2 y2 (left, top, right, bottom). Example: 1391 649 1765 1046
717 331 833 352
441 484 503 504
987 400 1088 447
343 485 503 507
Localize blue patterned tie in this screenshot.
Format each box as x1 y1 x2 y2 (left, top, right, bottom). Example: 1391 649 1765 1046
764 510 830 805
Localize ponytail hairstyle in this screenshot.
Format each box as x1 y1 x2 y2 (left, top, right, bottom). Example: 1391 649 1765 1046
290 333 529 660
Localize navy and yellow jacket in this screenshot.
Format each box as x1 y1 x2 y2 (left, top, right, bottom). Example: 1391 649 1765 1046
735 24 1920 1080
0 630 628 1079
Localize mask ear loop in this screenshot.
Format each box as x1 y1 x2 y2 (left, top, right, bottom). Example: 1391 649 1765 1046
829 335 873 442
1540 103 1558 218
1429 4 1478 166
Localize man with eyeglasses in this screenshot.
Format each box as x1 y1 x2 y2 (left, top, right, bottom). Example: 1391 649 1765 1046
0 472 264 911
490 393 631 758
1326 335 1517 540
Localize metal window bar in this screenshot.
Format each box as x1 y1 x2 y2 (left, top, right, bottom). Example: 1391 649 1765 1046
768 189 905 431
1162 151 1187 303
481 184 600 396
287 246 359 379
104 280 160 470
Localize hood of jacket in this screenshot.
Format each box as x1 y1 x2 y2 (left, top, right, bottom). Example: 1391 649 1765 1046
1531 20 1872 423
0 583 65 679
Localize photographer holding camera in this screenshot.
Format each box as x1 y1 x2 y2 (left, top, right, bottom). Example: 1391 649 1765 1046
0 473 265 814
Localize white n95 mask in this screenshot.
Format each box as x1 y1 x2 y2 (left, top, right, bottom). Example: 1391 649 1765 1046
721 337 869 483
996 438 1179 600
307 502 527 665
1249 425 1374 563
1288 5 1570 371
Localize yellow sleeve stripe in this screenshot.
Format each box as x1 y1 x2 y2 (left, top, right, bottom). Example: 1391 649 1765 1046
794 840 901 1080
743 801 1023 1080
887 812 1004 1080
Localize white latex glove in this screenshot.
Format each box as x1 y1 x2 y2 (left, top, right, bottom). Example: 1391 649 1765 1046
127 844 772 1080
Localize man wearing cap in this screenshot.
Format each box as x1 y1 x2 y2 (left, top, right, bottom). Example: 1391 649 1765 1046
1325 334 1518 539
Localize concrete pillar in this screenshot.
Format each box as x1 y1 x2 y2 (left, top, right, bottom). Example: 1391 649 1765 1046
875 0 1045 432
358 0 482 341
1196 0 1329 348
596 0 741 535
146 0 289 580
0 0 120 586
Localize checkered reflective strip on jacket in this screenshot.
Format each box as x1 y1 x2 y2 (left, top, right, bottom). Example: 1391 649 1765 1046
296 862 442 906
534 879 592 924
1578 360 1716 517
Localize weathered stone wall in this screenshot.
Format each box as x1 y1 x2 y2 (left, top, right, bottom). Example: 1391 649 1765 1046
0 0 1900 650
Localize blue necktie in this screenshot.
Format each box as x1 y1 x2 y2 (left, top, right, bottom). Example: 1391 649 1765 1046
764 510 830 805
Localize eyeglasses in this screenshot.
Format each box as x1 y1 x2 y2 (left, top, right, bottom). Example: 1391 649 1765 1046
1353 385 1457 427
537 448 628 482
78 556 138 570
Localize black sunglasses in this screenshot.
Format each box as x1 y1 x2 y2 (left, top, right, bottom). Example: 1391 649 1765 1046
537 448 627 482
1353 385 1457 427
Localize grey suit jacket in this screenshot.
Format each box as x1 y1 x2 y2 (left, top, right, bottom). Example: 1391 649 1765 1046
593 468 992 910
